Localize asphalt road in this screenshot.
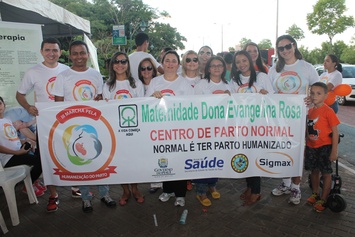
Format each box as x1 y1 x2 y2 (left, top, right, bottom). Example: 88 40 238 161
337 103 355 166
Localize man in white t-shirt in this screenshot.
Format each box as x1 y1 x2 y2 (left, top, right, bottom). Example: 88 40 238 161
129 32 164 81
52 40 116 213
16 38 68 213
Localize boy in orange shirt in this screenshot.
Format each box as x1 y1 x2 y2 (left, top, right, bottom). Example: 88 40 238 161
305 82 340 212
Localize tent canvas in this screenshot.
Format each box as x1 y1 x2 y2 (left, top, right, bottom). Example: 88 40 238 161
0 0 90 37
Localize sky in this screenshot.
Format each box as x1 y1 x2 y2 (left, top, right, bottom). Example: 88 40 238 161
144 0 355 53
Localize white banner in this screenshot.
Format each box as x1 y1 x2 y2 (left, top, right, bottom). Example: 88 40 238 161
37 94 306 186
0 21 42 108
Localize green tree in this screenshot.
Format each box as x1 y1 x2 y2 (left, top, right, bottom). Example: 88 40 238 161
258 39 272 49
307 0 354 51
239 38 252 49
49 0 187 74
299 46 311 63
341 45 355 64
285 24 305 41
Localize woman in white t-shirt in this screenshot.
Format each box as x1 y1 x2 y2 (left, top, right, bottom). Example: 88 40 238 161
138 57 158 95
231 50 274 95
0 96 43 196
319 54 343 113
146 50 194 207
193 56 231 207
269 35 319 206
230 50 274 206
103 52 144 206
181 50 200 87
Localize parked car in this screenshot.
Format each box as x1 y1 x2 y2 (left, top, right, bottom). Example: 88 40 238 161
314 64 325 76
315 64 355 105
337 64 355 105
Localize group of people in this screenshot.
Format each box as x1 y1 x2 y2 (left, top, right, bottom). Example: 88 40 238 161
0 32 342 214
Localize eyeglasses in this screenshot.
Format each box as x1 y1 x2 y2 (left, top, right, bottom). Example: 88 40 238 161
186 57 198 63
210 64 224 69
113 59 128 65
140 66 153 71
277 42 294 52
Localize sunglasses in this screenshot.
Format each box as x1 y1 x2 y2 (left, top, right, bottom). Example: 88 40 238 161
113 59 128 65
186 57 198 63
140 66 153 71
277 42 294 52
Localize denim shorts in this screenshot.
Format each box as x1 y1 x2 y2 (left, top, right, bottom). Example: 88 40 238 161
304 145 333 174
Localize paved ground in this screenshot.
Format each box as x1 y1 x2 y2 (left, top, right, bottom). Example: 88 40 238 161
1 156 355 237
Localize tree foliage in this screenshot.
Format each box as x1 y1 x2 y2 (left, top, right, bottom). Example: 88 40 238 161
49 0 187 74
239 38 252 49
341 45 355 64
258 39 272 49
286 24 305 41
307 0 354 50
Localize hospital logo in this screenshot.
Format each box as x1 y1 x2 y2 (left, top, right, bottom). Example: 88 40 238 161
275 71 302 94
46 76 56 100
114 89 132 99
118 104 138 128
72 80 97 101
161 89 175 96
49 105 116 181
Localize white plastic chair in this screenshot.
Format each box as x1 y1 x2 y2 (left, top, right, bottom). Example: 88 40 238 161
0 210 8 234
0 164 38 226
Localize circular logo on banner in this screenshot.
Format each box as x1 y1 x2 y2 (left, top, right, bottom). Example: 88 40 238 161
48 105 115 174
231 153 248 173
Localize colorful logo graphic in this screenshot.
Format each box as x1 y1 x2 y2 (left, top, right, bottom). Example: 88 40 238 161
231 154 248 173
161 89 175 96
114 89 132 99
158 158 168 168
62 125 103 165
153 158 175 176
4 123 18 141
46 76 56 100
212 90 226 94
48 105 116 181
236 83 257 93
275 71 302 94
72 80 97 101
118 104 138 128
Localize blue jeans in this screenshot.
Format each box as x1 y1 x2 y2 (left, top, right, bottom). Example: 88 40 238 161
79 185 109 200
195 181 217 196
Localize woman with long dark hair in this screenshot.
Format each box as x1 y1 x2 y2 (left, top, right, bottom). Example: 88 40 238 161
319 54 343 113
104 52 145 206
269 35 319 205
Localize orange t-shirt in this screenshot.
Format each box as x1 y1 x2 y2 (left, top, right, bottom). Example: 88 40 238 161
306 104 340 148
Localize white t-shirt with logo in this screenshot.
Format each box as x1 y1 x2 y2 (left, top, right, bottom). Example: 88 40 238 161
0 118 21 166
268 60 319 94
194 79 232 95
231 72 275 94
319 70 342 88
145 75 194 97
17 63 69 102
103 79 144 99
52 68 103 101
